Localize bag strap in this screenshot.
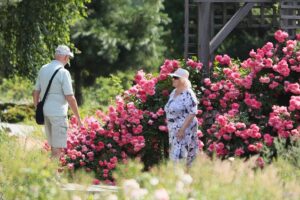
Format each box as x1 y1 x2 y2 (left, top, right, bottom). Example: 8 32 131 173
41 67 62 103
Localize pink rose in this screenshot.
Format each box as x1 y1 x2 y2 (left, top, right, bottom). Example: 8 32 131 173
235 148 245 156
248 144 257 152
93 179 100 185
264 134 273 146
256 157 265 168
274 30 288 43
154 189 169 200
158 125 168 132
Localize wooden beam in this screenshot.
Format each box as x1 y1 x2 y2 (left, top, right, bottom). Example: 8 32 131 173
281 5 300 9
209 3 255 54
281 0 300 2
281 15 300 20
281 26 300 29
194 0 273 2
198 3 211 77
184 0 189 59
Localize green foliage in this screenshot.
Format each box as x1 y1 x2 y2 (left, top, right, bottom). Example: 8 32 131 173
0 76 33 103
0 0 90 80
163 0 184 59
114 156 300 200
80 70 134 115
0 76 35 123
273 138 300 169
70 0 169 85
0 103 34 123
265 138 300 188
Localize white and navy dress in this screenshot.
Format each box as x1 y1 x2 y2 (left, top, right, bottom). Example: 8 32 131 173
164 88 198 165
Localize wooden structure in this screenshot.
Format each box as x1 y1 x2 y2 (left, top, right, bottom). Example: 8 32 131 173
184 0 300 77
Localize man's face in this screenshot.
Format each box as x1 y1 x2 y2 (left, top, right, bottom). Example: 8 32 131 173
64 55 70 63
62 55 70 65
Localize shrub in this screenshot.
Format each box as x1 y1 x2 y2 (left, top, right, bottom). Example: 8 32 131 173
62 30 300 181
0 103 34 123
0 76 33 104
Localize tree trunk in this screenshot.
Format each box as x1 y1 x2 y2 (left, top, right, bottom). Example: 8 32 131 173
74 69 83 106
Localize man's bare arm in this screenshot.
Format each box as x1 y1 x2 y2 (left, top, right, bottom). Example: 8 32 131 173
65 94 82 126
32 90 40 108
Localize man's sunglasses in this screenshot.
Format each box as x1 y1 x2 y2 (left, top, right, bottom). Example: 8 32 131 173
172 76 180 80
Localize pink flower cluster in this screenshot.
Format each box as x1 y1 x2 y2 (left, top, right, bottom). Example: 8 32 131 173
200 30 300 163
186 59 203 70
289 96 300 111
215 54 232 65
241 42 274 75
284 81 300 95
207 113 265 156
62 94 148 182
125 70 158 102
274 30 288 43
268 106 294 138
201 78 240 112
158 59 180 81
244 93 262 109
273 60 290 77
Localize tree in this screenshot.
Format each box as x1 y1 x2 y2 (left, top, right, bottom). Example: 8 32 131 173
0 0 89 80
69 0 170 104
163 0 185 59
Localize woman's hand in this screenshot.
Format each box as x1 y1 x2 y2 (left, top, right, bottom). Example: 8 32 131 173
176 128 185 140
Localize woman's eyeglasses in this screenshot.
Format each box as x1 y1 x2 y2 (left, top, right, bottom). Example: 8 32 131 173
172 76 180 80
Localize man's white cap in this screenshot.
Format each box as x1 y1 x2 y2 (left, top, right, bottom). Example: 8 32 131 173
169 68 189 79
55 45 74 58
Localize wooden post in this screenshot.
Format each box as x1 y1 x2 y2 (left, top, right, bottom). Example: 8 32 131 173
209 3 255 54
198 3 211 78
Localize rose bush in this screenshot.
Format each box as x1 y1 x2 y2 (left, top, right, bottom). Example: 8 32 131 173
61 30 300 183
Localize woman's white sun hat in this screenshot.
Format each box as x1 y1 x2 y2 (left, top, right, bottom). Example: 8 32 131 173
169 68 189 79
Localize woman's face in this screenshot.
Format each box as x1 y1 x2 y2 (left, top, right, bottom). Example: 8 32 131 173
172 76 181 88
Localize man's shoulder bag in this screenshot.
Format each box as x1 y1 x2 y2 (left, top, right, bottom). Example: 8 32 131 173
35 67 62 125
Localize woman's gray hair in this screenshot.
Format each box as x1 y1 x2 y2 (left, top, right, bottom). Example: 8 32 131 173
181 77 192 89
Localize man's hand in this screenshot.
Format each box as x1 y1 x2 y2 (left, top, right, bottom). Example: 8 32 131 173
65 95 82 127
77 119 83 128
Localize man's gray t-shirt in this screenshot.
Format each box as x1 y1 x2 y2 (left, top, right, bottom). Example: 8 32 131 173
34 60 73 116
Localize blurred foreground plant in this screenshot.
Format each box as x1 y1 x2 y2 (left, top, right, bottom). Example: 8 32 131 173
114 155 300 200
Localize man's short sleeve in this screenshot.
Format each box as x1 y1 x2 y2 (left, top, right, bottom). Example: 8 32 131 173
34 73 41 91
62 70 74 95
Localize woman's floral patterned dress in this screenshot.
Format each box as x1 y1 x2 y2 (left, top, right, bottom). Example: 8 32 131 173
164 89 198 165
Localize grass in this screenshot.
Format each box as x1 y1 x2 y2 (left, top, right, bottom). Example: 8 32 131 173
114 154 300 200
0 130 116 200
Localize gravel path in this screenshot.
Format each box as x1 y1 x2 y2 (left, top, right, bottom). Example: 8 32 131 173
0 122 35 137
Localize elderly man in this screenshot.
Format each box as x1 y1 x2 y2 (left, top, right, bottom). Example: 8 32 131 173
33 45 82 158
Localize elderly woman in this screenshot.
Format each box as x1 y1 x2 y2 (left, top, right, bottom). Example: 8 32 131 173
164 68 198 166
